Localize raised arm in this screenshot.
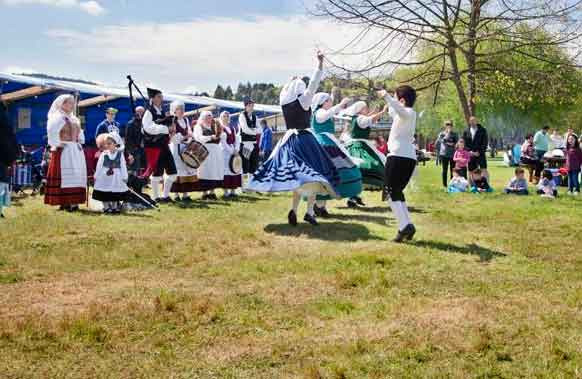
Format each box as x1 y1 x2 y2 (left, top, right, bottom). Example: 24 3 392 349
382 91 409 119
298 51 325 109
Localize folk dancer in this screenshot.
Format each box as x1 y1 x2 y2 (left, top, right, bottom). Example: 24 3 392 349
193 111 225 200
92 133 128 214
247 51 340 226
219 111 242 198
44 94 88 212
238 96 260 185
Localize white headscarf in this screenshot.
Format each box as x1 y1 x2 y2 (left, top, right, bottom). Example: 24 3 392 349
47 94 80 124
219 111 230 127
170 100 185 116
279 78 307 106
311 92 331 111
343 101 367 116
196 110 213 127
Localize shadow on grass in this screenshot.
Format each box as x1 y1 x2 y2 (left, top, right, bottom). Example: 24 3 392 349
412 240 507 262
327 213 392 226
264 222 384 241
77 209 154 218
335 205 428 214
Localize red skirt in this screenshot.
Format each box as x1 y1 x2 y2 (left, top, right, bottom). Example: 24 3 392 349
171 176 203 193
222 175 242 189
44 149 87 206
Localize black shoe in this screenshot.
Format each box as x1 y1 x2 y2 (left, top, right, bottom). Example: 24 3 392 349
314 205 331 218
158 197 173 204
393 224 416 243
288 210 298 226
155 197 164 203
303 213 318 226
66 205 78 213
355 197 366 206
347 199 358 208
209 193 218 200
58 205 67 211
181 196 192 203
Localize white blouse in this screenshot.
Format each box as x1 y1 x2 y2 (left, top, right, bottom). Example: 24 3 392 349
385 94 417 160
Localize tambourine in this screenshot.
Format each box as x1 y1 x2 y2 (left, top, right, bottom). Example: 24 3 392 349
229 154 243 175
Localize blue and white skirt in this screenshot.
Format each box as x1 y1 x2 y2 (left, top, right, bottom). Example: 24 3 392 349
247 129 340 197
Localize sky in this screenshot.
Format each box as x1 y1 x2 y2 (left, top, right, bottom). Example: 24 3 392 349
0 0 364 94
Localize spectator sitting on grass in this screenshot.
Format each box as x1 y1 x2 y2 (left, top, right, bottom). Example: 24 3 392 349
504 167 529 195
470 168 493 193
448 168 469 193
537 170 558 198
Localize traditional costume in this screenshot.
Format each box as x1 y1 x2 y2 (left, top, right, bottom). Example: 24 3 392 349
219 111 242 197
193 111 224 199
238 97 260 179
343 101 387 192
141 87 177 202
167 101 199 201
44 94 87 211
382 89 418 242
311 93 363 216
247 59 340 226
92 133 128 214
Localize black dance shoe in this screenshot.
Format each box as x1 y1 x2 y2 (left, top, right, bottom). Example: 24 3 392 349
393 224 416 243
314 205 331 218
288 210 298 226
181 196 192 203
347 199 358 208
303 213 319 226
209 193 218 201
354 196 366 206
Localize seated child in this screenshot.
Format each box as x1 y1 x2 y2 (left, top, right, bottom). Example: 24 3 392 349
504 167 529 195
448 168 469 193
470 168 493 193
536 169 558 198
93 133 129 214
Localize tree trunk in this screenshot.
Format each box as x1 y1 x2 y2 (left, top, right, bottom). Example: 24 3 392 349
446 42 472 122
466 0 482 118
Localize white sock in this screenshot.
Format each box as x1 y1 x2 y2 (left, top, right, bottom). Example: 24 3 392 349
183 192 189 198
292 191 300 214
398 201 412 227
151 177 162 199
316 200 326 208
163 175 177 198
306 195 316 216
390 200 408 231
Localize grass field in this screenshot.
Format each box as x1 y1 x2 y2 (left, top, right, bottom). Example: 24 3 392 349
1 159 581 379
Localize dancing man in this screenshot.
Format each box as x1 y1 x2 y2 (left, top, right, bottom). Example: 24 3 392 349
141 87 177 203
378 87 418 242
248 51 340 226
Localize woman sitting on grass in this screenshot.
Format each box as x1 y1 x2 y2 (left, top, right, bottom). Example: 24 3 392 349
537 169 558 198
470 168 493 193
504 167 529 195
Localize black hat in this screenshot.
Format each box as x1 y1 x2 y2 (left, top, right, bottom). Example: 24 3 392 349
243 96 255 106
147 87 162 98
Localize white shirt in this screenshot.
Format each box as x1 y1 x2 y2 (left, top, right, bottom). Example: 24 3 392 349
94 150 128 193
470 126 477 140
142 105 168 135
193 123 215 144
385 94 417 160
315 104 343 124
47 114 86 150
356 115 373 129
298 68 323 111
238 112 261 138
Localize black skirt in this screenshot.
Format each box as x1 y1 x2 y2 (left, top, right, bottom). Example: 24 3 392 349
92 190 128 202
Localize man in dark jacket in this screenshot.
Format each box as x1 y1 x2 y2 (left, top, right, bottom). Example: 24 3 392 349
124 106 145 175
0 102 18 217
436 120 458 187
462 116 489 179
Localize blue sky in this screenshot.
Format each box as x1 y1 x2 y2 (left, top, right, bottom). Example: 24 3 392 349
0 0 358 93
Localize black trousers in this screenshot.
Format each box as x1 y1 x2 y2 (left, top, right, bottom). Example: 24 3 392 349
440 156 454 187
243 145 259 174
384 156 417 202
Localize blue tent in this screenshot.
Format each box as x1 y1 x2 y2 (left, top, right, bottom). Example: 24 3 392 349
0 73 282 146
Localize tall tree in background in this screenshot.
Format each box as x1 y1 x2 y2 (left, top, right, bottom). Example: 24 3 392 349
314 0 582 121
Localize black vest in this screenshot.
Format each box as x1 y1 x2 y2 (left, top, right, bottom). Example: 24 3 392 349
143 105 169 147
282 98 311 130
240 111 257 143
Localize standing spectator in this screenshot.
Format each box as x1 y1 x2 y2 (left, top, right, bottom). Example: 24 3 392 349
434 129 442 166
95 107 121 141
375 135 388 155
550 129 565 150
565 134 582 195
436 120 458 187
462 116 489 180
533 125 550 160
0 102 18 218
259 119 273 163
564 127 577 142
124 106 145 176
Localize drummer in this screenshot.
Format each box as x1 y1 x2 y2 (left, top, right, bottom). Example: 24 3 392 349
168 100 199 202
193 111 225 200
219 111 242 199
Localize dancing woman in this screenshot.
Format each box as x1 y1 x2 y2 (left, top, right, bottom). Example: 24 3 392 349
343 101 388 207
219 111 242 198
310 93 363 217
168 100 198 202
247 51 340 226
379 87 418 242
44 94 87 212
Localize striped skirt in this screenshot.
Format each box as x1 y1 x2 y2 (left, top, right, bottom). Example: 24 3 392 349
44 149 87 206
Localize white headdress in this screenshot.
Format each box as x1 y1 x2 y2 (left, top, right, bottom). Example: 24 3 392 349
279 78 307 106
170 100 185 116
343 101 367 116
219 111 230 126
196 110 213 126
47 94 80 124
311 92 331 111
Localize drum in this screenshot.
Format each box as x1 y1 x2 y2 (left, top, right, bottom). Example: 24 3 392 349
229 154 243 175
180 141 209 169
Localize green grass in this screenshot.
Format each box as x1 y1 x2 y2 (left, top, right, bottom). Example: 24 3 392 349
1 159 581 378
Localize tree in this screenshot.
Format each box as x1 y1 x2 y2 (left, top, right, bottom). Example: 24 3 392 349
314 0 582 121
213 85 226 99
224 85 234 100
